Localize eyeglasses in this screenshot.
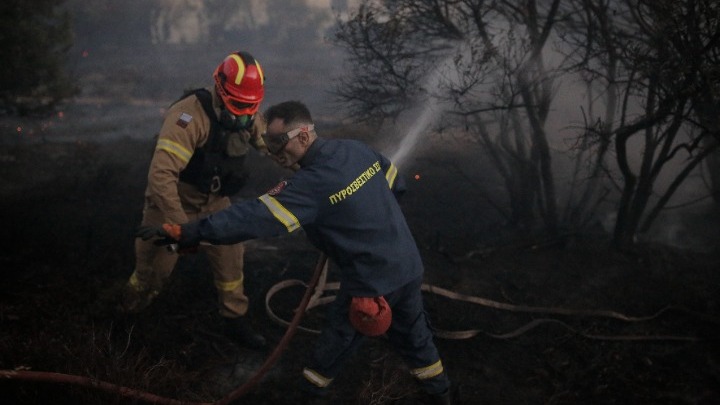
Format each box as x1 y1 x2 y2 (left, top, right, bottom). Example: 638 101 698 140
262 124 314 155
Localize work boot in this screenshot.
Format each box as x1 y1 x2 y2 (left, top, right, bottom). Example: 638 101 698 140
296 379 330 405
430 388 453 405
91 281 128 319
223 316 267 350
116 284 158 314
299 395 329 405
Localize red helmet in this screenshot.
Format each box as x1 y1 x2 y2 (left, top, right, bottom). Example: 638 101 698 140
213 51 265 116
349 296 392 336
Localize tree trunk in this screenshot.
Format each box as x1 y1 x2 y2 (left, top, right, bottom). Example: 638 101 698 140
707 148 720 204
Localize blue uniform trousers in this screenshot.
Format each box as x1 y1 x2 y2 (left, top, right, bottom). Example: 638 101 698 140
300 276 450 396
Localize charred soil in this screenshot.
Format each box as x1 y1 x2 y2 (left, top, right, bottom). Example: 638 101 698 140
1 139 719 405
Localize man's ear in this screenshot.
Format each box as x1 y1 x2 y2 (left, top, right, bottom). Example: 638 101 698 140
298 130 310 146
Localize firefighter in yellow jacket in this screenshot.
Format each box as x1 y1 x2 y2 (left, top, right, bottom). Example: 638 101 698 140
119 51 267 349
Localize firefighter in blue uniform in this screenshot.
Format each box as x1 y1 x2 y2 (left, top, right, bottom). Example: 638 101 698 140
137 101 453 404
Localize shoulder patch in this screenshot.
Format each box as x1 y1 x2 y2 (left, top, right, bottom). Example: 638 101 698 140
267 180 287 196
176 112 193 128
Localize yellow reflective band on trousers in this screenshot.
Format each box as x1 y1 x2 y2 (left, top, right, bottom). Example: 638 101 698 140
258 194 301 232
214 274 244 292
128 272 143 291
385 163 398 188
157 139 192 163
303 367 333 388
411 360 444 380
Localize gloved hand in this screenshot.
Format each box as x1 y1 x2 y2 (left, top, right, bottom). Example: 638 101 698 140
135 224 199 253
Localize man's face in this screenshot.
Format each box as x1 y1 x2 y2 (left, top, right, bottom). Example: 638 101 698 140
263 119 307 168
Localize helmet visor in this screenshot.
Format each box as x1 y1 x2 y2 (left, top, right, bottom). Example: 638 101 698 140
223 95 258 116
215 81 259 116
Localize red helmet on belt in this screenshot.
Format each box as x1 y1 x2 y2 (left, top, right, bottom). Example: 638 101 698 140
213 51 265 116
349 296 392 336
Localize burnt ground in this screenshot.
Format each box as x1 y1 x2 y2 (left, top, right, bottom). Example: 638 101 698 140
1 138 720 405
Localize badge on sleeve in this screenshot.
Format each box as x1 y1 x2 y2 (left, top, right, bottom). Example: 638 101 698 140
176 112 193 128
267 180 287 196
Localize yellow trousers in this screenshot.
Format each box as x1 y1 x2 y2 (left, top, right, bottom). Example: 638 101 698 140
128 192 249 317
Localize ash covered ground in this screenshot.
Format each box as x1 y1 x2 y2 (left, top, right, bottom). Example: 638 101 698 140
1 135 719 404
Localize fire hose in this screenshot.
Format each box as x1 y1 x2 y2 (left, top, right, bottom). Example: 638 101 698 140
267 261 711 342
0 253 329 405
2 251 714 403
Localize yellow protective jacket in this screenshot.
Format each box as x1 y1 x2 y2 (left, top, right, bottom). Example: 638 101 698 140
145 86 267 225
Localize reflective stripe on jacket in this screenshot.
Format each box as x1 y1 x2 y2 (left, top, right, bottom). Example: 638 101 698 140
185 137 423 296
145 86 266 224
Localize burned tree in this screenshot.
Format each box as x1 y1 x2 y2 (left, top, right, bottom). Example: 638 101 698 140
559 0 720 248
0 0 78 115
332 0 720 247
332 0 566 236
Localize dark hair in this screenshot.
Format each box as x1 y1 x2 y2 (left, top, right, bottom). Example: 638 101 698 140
264 101 313 127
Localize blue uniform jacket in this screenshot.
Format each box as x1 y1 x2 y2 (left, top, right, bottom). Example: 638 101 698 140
183 137 424 297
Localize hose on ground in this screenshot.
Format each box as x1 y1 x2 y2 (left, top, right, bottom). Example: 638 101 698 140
0 253 329 405
266 260 717 342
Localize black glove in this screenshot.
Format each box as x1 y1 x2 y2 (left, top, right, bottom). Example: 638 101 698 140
135 225 177 246
135 223 199 253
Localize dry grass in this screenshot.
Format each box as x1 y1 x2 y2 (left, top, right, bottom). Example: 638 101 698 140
1 139 719 404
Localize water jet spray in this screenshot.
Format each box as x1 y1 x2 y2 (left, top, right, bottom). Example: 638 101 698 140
388 54 458 168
